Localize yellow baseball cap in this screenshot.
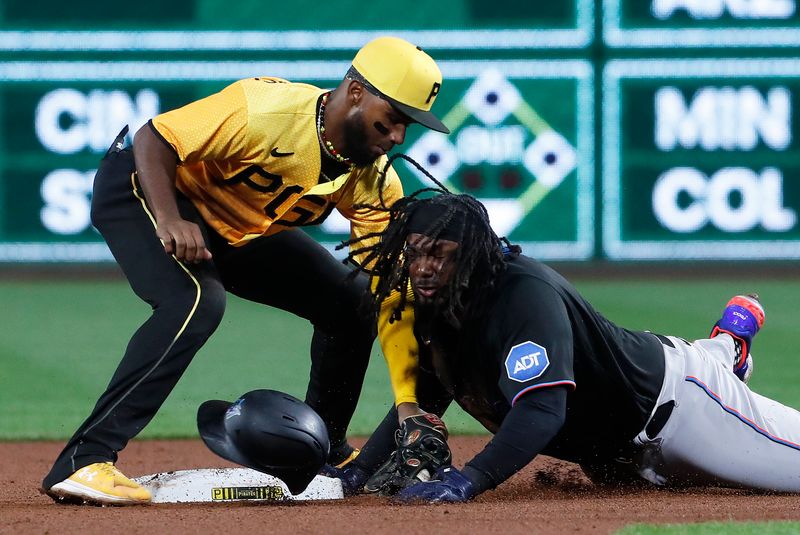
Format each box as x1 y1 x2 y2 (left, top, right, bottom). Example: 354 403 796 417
352 36 450 134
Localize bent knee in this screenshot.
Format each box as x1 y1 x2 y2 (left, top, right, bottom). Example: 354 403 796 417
153 279 226 336
193 281 227 332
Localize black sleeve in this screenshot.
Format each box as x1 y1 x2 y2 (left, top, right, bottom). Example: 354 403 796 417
462 386 567 493
490 277 576 404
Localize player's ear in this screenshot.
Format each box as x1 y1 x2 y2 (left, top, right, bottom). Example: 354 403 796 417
347 80 365 105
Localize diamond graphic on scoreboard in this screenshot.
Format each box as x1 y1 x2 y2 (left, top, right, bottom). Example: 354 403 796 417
405 131 460 187
523 130 577 188
402 68 579 242
464 69 522 127
480 199 524 237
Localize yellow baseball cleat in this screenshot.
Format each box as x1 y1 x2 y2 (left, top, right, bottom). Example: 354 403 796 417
46 462 151 505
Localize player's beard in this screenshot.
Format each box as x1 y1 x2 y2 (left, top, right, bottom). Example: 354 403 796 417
413 302 439 346
414 296 463 351
342 109 379 167
413 289 450 332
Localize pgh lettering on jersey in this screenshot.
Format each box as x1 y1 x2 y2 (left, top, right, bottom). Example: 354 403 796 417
150 77 401 263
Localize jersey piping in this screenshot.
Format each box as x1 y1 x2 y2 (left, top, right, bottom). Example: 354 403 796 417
686 376 800 452
72 172 203 471
511 380 576 406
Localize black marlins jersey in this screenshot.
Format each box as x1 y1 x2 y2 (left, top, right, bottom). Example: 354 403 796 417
422 254 666 462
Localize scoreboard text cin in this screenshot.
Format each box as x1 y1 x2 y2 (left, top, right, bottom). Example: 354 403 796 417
34 88 158 235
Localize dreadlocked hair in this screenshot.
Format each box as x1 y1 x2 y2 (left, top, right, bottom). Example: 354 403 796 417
338 153 521 329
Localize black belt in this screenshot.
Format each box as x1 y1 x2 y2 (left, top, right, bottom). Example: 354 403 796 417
646 333 682 438
644 400 675 439
653 333 691 348
653 333 674 348
105 125 129 157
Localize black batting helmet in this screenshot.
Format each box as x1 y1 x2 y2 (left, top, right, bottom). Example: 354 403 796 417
197 389 330 495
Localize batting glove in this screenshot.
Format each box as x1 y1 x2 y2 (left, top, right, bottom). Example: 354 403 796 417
319 463 371 496
395 466 477 503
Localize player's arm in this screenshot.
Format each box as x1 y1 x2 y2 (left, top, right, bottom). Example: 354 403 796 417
133 125 211 263
464 282 575 492
377 286 423 418
136 80 250 262
463 386 568 492
398 278 575 502
397 388 570 507
339 164 422 415
393 387 568 503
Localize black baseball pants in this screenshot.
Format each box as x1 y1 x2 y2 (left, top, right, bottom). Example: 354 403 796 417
43 141 374 490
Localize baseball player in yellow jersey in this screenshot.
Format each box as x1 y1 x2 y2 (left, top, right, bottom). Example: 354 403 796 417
42 36 448 506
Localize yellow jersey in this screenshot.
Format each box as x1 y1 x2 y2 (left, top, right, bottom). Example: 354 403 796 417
151 77 402 258
150 77 420 405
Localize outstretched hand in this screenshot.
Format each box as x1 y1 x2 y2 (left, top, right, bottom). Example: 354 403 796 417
156 218 212 263
395 466 477 503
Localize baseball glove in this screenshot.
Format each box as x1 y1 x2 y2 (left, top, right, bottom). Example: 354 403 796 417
364 413 451 495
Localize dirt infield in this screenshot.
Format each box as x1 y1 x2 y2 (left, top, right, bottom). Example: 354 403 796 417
3 439 799 535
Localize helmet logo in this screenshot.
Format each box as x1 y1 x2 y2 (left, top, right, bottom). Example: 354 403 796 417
224 399 244 420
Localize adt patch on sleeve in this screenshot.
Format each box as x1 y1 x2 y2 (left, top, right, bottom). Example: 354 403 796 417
505 341 549 383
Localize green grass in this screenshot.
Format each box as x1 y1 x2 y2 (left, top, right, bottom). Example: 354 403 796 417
0 278 481 439
576 279 800 406
2 277 799 440
617 521 800 534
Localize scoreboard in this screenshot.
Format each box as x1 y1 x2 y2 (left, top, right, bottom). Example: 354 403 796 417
604 60 800 259
604 0 800 259
0 0 799 262
605 0 800 47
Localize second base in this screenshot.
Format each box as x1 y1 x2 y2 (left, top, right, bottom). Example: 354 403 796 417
133 468 343 503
